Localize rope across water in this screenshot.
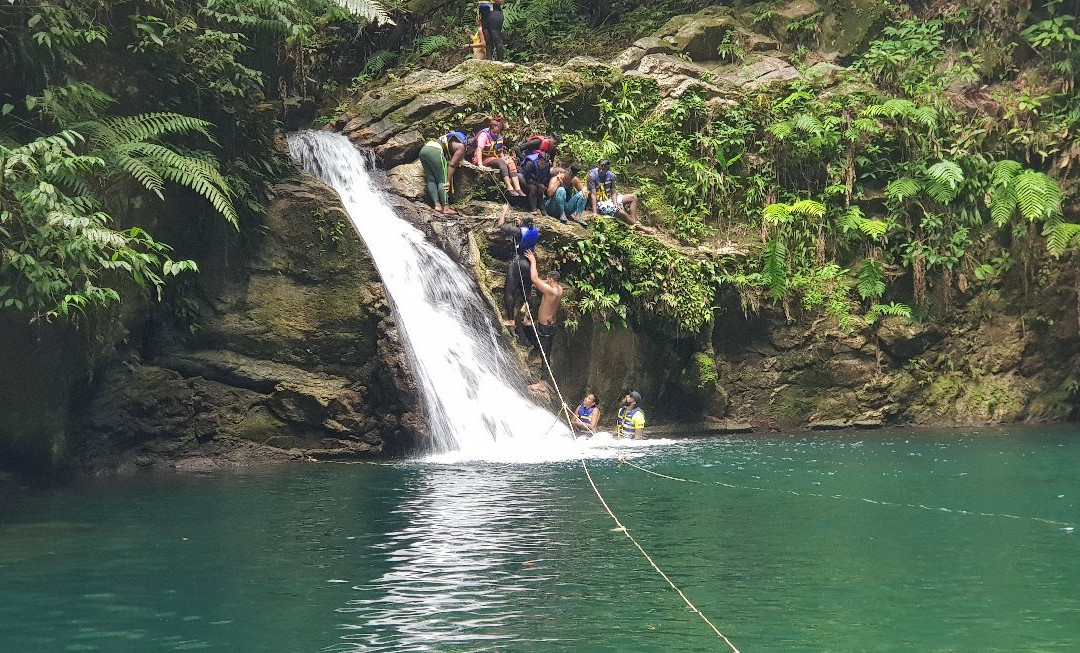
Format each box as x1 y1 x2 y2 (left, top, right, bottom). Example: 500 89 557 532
514 250 740 651
617 457 1076 529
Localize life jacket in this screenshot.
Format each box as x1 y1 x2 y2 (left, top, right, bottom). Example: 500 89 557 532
530 134 555 154
439 131 466 158
516 225 539 254
522 152 550 182
477 127 504 159
576 404 596 428
616 405 643 438
588 168 616 201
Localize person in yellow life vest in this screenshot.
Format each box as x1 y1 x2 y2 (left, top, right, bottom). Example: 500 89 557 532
615 390 646 440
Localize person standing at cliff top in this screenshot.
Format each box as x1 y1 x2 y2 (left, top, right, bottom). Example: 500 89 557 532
514 132 560 161
477 0 505 61
418 131 466 215
464 13 487 60
586 159 656 234
615 391 646 440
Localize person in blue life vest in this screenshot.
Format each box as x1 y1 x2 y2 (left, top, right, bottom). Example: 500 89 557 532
520 150 553 215
545 163 588 226
417 131 466 215
615 390 646 440
586 159 656 234
496 205 539 327
571 393 601 435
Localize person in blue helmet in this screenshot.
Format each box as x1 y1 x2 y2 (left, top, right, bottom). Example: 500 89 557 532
418 130 467 214
615 390 646 439
495 205 539 327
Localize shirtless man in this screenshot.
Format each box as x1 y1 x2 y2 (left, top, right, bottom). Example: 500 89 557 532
523 249 563 391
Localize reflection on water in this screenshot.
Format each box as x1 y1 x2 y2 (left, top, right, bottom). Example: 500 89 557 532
330 466 565 651
1 431 1079 652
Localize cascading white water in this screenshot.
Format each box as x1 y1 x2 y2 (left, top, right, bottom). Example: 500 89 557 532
288 131 573 459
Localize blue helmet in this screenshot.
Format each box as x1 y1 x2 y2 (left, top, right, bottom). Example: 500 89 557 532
447 131 467 145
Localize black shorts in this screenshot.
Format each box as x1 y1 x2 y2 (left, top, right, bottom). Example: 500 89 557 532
535 321 557 355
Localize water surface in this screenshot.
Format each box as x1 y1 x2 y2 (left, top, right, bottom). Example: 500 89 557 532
1 428 1078 651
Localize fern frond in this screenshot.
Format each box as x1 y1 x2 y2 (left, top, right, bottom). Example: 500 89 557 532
886 177 921 201
790 198 825 218
794 113 823 136
857 258 886 300
332 0 395 25
79 113 217 148
990 159 1023 187
1044 221 1080 256
119 142 237 226
989 185 1017 228
927 160 964 188
1014 171 1055 221
762 202 791 225
762 240 788 302
414 35 450 56
838 206 864 233
768 120 794 140
859 219 889 240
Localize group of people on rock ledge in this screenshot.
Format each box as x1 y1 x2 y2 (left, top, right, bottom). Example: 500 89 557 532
417 118 651 440
418 119 655 233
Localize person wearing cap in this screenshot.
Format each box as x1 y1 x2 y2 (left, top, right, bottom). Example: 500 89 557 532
418 131 467 215
586 159 655 234
616 391 646 439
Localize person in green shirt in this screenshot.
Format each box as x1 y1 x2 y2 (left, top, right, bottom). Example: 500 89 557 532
615 390 646 440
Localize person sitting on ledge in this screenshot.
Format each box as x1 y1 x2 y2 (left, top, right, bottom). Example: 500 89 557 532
545 163 588 226
475 119 524 197
586 159 656 234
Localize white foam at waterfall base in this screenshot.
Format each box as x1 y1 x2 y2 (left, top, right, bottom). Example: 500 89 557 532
288 131 593 462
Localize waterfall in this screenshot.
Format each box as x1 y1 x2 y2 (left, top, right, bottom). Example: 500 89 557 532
287 131 572 459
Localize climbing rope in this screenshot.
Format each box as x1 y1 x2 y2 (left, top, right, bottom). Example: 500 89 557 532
618 457 1076 529
580 459 741 652
514 251 739 650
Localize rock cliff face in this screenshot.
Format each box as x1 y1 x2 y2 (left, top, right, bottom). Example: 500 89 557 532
322 5 1080 432
3 4 1077 476
70 176 428 474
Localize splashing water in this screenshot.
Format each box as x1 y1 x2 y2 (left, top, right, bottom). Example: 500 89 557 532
287 131 589 461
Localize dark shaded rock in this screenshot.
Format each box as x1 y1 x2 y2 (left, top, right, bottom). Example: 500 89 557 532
876 317 940 360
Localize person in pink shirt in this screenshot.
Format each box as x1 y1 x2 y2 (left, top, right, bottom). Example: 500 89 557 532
474 119 524 196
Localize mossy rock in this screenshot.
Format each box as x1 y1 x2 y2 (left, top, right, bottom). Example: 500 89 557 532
653 8 738 62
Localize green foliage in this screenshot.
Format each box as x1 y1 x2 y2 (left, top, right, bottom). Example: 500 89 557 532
0 0 388 321
558 218 722 333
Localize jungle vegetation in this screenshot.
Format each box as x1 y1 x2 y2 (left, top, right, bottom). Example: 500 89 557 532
0 0 389 322
463 1 1080 336
3 0 1080 342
